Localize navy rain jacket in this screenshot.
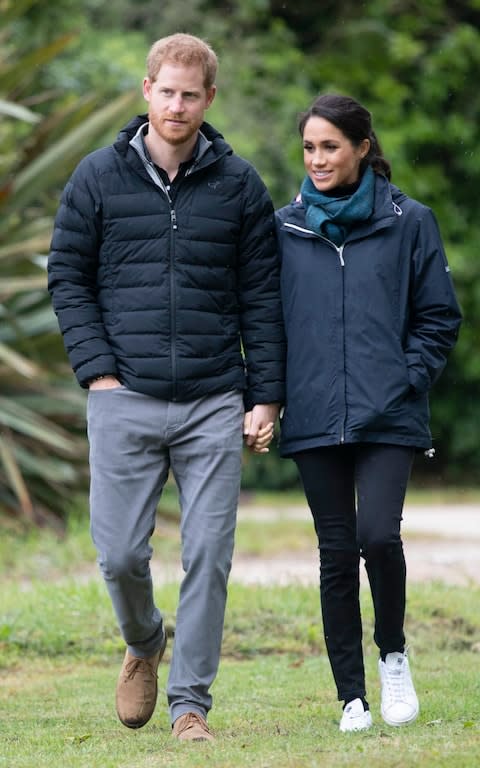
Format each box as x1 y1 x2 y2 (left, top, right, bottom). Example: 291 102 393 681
48 116 285 410
276 173 462 455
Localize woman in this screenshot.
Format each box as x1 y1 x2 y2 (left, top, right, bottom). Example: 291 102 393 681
275 94 462 731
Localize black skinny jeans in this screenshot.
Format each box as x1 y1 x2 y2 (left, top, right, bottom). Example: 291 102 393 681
294 443 414 703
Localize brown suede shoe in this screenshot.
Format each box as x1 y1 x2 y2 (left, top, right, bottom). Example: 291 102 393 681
172 712 214 742
115 630 167 729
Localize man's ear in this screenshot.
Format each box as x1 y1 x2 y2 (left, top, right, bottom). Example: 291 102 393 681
205 85 217 109
143 77 152 103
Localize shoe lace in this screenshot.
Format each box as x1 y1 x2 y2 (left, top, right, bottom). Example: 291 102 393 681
124 657 156 680
384 660 407 700
176 712 209 736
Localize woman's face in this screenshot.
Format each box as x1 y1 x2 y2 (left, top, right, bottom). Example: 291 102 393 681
303 116 370 191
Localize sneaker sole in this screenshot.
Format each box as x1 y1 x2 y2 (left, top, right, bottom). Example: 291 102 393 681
381 709 419 727
340 712 373 732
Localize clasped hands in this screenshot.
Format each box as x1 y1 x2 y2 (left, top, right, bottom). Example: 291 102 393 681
243 403 280 454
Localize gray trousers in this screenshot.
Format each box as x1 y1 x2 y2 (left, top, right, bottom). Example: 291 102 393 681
87 387 244 723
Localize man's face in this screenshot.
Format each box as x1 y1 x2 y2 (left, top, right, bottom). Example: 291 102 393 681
143 62 216 147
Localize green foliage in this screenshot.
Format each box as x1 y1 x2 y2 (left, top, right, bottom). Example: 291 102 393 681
0 1 143 523
242 443 301 491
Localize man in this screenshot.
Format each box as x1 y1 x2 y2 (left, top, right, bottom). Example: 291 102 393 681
48 33 285 742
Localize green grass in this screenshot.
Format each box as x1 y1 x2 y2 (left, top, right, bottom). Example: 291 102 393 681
1 648 479 768
0 501 479 766
1 576 479 766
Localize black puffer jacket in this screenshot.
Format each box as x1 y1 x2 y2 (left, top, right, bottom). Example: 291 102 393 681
48 116 285 409
276 174 462 455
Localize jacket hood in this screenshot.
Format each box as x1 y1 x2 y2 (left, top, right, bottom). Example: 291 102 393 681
389 182 408 206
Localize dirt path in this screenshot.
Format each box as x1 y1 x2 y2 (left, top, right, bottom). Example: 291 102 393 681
228 503 480 587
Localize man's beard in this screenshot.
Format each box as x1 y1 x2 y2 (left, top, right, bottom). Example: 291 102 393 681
149 109 200 146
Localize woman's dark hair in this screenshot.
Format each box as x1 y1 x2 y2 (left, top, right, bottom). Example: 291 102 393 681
298 93 391 180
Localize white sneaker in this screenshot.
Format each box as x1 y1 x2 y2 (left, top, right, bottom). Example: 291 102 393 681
379 651 419 726
339 698 373 732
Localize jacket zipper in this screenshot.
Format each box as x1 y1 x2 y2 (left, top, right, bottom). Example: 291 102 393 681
323 240 346 442
283 222 347 442
144 162 179 400
336 243 346 442
161 158 215 399
166 188 178 400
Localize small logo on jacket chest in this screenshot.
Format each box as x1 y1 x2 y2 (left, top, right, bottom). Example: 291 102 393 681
207 179 222 191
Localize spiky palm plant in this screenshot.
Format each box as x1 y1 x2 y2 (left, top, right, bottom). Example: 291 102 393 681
0 2 139 524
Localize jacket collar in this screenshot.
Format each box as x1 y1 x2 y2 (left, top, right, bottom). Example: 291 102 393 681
114 114 231 169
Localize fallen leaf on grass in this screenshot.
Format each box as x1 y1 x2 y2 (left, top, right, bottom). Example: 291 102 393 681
65 733 92 744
